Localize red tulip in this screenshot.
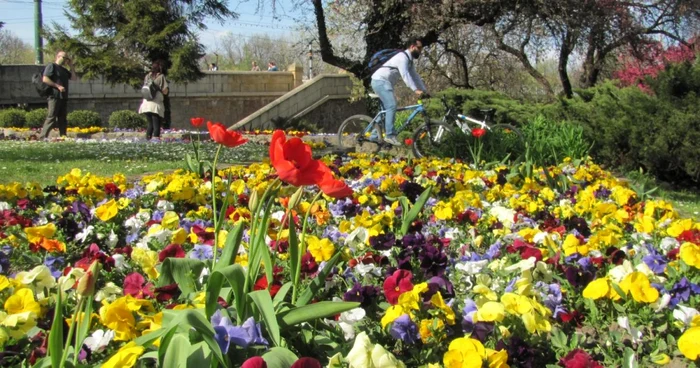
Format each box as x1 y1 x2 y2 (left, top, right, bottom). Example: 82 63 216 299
207 121 247 147
318 170 353 198
471 128 486 138
404 138 414 146
190 117 205 127
269 130 327 187
241 357 267 368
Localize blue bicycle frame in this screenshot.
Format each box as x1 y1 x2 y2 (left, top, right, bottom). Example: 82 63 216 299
362 102 426 138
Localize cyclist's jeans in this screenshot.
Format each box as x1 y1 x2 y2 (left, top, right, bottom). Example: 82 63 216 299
370 79 397 139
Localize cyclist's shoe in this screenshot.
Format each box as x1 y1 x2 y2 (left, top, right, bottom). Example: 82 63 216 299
384 136 402 146
368 136 381 143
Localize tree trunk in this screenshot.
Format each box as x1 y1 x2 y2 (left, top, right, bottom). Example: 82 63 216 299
558 29 576 98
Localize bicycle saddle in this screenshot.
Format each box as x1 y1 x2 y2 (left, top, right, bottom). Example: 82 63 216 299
368 93 380 99
479 108 495 113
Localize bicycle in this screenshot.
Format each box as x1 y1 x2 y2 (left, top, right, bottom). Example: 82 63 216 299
336 93 432 153
411 96 525 163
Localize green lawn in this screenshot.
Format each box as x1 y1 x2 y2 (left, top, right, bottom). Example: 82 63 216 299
0 139 267 185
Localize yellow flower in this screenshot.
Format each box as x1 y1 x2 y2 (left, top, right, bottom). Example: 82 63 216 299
99 297 137 341
307 236 335 262
431 292 456 325
419 318 445 343
171 228 188 244
161 211 180 230
443 337 487 368
474 301 505 322
619 272 659 303
381 305 407 328
667 219 694 237
131 248 159 279
501 293 533 315
678 326 700 360
0 311 37 339
24 223 56 243
680 242 700 269
582 277 617 300
562 234 589 257
95 199 119 221
4 288 41 316
434 201 453 220
487 348 510 368
102 341 145 368
0 275 10 292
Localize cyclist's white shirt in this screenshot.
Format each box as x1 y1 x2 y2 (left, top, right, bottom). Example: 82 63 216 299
370 49 428 93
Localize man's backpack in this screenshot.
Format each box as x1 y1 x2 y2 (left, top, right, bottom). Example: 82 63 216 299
141 75 159 101
32 66 52 98
367 49 410 75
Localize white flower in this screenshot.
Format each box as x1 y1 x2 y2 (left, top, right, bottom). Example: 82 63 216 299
355 263 381 277
112 254 128 271
95 282 123 303
489 206 516 228
455 260 489 275
617 316 642 344
673 305 699 329
156 200 174 211
505 257 537 272
340 308 366 324
84 329 114 352
609 260 634 283
105 230 119 248
270 210 286 223
15 265 56 297
345 227 369 251
75 226 95 243
659 237 679 253
0 202 10 211
652 293 671 312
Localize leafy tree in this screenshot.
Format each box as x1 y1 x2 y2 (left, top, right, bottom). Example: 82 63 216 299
613 40 697 91
46 0 236 86
0 29 34 65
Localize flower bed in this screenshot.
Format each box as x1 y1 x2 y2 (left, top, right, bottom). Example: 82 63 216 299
0 130 698 367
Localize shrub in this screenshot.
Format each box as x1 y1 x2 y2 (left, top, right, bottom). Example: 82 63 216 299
0 108 27 128
521 116 592 167
67 110 102 128
25 108 48 129
108 110 147 130
431 88 541 127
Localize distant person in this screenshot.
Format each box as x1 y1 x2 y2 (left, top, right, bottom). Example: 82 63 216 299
370 38 428 146
267 61 278 71
210 63 218 71
138 61 169 141
40 51 77 138
251 61 261 71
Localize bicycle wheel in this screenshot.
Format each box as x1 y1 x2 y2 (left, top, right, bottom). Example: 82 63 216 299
479 123 526 164
337 114 381 153
412 121 453 158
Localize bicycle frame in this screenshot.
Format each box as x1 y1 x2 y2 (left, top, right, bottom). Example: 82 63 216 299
362 102 426 138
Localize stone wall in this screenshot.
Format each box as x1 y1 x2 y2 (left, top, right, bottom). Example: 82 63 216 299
0 64 305 129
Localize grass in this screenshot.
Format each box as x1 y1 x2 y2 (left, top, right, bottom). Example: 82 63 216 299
0 139 267 186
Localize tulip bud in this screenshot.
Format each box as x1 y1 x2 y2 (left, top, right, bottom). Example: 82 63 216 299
76 261 100 298
288 187 304 210
248 189 259 213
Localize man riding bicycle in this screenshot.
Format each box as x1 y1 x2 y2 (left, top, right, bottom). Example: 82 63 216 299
370 38 429 146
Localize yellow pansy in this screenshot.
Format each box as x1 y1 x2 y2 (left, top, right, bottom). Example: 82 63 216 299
95 199 119 221
582 277 620 300
667 219 695 237
486 348 510 368
0 275 10 292
307 236 335 262
0 311 37 339
4 288 41 316
431 292 456 325
419 318 445 343
131 248 159 279
619 272 659 303
474 301 506 322
102 341 145 368
170 228 188 244
99 297 137 341
680 242 700 269
678 326 700 360
24 223 56 243
434 201 453 220
381 305 407 328
443 337 487 368
501 293 533 315
562 234 589 256
160 211 180 230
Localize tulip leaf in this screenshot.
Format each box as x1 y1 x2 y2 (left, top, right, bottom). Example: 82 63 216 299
187 341 212 367
162 333 191 368
205 263 246 321
214 221 244 272
248 290 282 347
400 185 433 235
157 326 181 366
288 213 300 298
296 251 343 307
157 258 205 296
75 296 94 361
48 290 64 368
181 310 227 367
262 347 299 368
278 301 360 329
274 282 293 306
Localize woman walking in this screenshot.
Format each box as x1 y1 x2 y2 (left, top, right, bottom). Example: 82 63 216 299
138 61 169 140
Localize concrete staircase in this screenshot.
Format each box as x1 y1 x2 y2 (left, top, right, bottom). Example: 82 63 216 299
229 74 353 131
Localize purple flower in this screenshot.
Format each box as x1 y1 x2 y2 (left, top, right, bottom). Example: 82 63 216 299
462 298 478 332
418 244 448 277
343 282 380 307
44 256 65 278
211 311 256 353
643 246 667 274
190 245 213 260
390 314 420 344
370 233 396 251
241 317 268 346
669 277 700 307
0 246 11 274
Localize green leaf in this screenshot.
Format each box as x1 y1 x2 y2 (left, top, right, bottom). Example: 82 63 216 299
214 221 244 272
162 333 191 368
48 291 64 368
400 185 433 235
205 263 246 321
274 282 293 306
248 290 282 347
296 251 343 307
623 347 638 368
612 302 627 313
288 213 301 297
187 341 212 367
550 327 567 351
611 283 627 301
262 347 299 368
279 301 360 329
75 296 94 360
185 153 201 175
157 325 180 366
181 310 227 367
157 258 205 296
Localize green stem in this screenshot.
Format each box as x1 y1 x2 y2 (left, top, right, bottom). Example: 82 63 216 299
211 144 223 268
60 297 84 368
291 190 323 305
243 179 281 295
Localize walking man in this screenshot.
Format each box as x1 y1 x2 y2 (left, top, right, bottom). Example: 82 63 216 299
370 38 428 146
40 51 77 138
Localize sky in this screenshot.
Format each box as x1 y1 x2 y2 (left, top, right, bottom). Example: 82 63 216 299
0 0 311 52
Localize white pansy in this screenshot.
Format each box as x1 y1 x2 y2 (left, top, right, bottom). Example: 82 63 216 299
505 257 537 272
617 316 642 344
659 237 679 253
444 227 462 240
95 282 123 303
489 205 516 228
270 210 286 222
105 230 119 248
112 254 128 270
345 227 369 251
75 226 95 243
0 202 9 211
609 260 634 283
455 260 489 275
673 305 699 329
340 308 366 324
355 263 381 277
15 265 56 297
652 293 671 312
156 200 174 211
84 329 114 353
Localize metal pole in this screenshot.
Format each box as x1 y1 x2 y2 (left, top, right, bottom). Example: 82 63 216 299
308 43 313 80
34 0 43 64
